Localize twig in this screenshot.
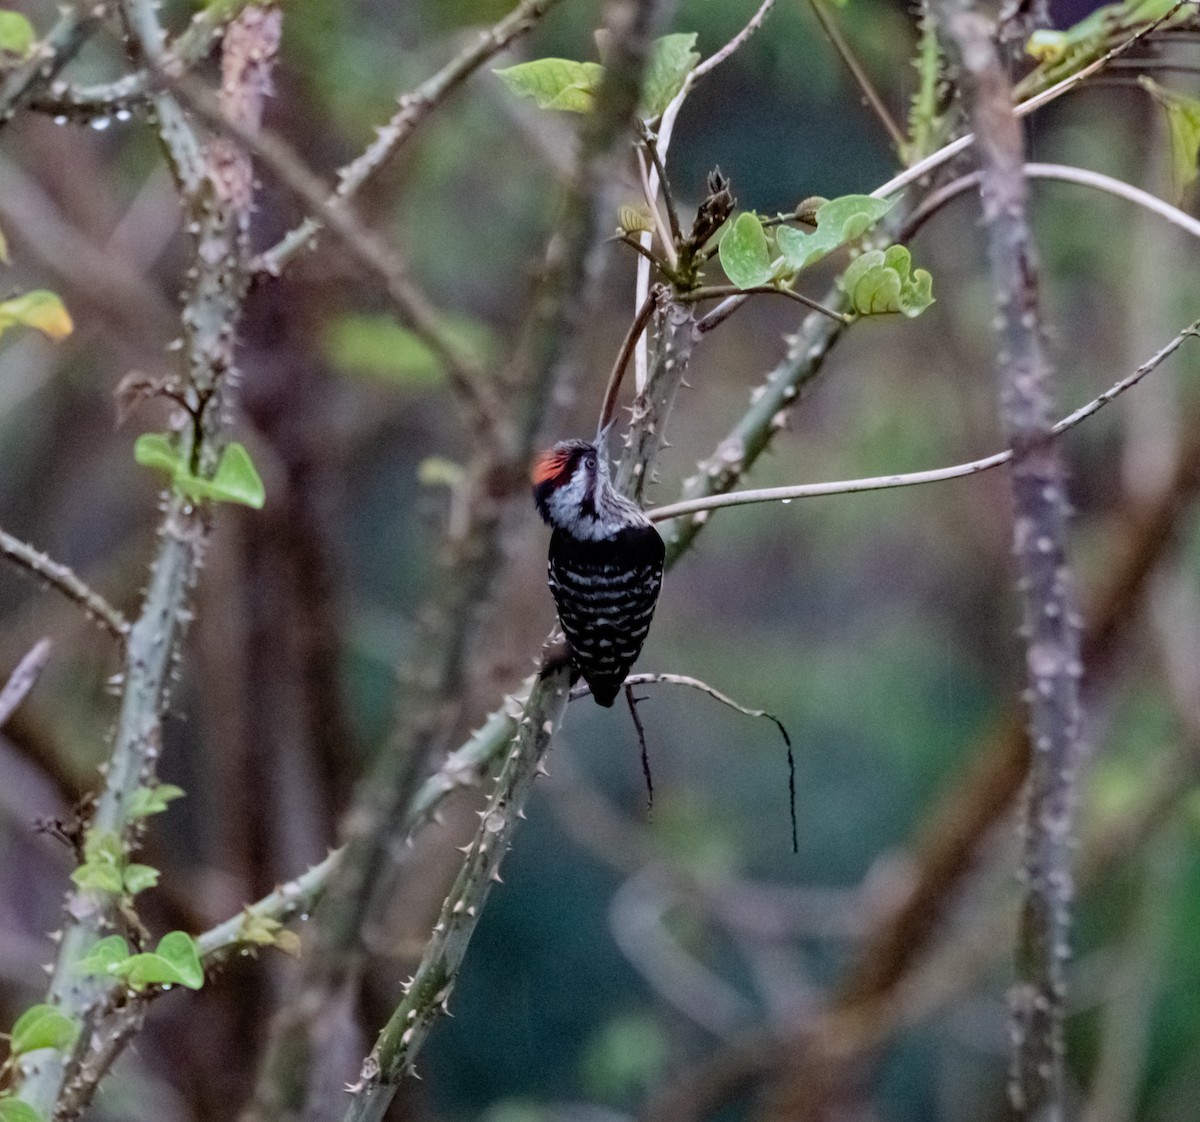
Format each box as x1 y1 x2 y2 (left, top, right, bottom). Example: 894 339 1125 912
25 0 255 121
806 0 906 149
625 683 655 808
647 318 1200 522
0 639 52 728
696 294 750 334
0 526 129 641
599 289 662 431
579 671 797 852
904 163 1200 243
637 123 683 248
637 147 679 270
617 231 669 269
693 0 777 81
259 0 564 273
941 9 1081 1120
682 285 851 324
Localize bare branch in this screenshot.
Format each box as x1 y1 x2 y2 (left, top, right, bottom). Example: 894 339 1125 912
0 639 52 728
0 525 129 641
905 163 1200 243
343 668 572 1122
684 284 850 325
599 288 662 431
648 318 1200 522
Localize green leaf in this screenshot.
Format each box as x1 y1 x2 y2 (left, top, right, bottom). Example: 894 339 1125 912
10 1005 78 1057
239 910 302 956
123 864 160 895
1140 77 1200 199
0 1099 45 1122
494 58 604 112
323 312 495 386
0 291 73 342
70 863 124 893
0 11 35 58
775 194 896 271
136 436 266 509
133 433 182 475
839 244 934 318
78 936 131 977
718 212 776 289
640 33 699 119
196 442 265 509
128 783 185 819
119 932 203 990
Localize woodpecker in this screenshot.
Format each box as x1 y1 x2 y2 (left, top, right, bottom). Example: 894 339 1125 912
532 437 665 707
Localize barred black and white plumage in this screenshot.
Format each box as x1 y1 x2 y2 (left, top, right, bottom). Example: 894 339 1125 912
532 438 664 707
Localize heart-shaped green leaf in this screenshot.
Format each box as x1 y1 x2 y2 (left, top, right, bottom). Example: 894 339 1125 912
718 212 776 289
10 1005 78 1057
839 244 934 318
133 433 183 475
78 936 131 977
776 194 896 272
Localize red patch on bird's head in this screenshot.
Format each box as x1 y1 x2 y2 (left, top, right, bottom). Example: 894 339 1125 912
531 446 574 489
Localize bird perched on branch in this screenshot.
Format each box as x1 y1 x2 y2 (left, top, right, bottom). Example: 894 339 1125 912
532 432 664 707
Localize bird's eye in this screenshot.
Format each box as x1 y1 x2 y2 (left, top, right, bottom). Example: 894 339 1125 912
584 454 597 469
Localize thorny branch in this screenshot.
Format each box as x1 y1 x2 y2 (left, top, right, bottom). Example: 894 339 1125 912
14 5 280 1118
0 525 129 641
941 9 1082 1121
260 0 566 273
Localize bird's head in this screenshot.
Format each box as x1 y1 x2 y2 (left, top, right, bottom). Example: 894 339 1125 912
531 439 603 530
